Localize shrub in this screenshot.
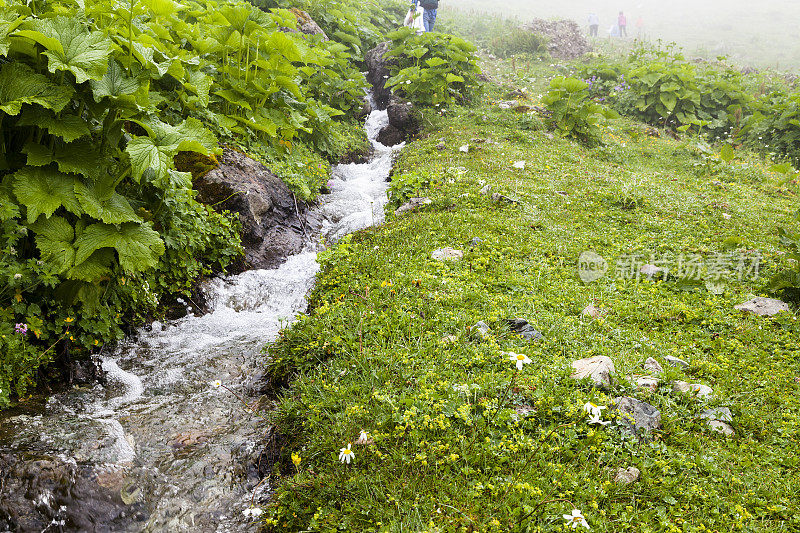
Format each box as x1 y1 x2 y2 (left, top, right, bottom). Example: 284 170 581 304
490 28 548 59
770 209 800 300
384 27 482 107
542 77 618 146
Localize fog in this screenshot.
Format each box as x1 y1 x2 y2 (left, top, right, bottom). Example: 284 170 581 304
449 0 800 69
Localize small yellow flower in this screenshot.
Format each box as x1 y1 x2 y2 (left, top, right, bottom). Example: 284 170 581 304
291 453 301 467
64 317 74 324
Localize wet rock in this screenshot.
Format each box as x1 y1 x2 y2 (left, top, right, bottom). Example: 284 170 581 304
387 97 420 136
505 318 545 342
356 96 372 121
614 466 640 485
69 357 105 386
665 355 689 368
365 42 396 110
194 149 308 270
613 396 662 438
520 19 592 60
471 321 490 338
570 356 614 387
395 197 431 215
376 124 405 147
629 374 659 392
0 452 138 532
431 247 463 261
643 357 664 374
734 297 790 317
436 142 446 150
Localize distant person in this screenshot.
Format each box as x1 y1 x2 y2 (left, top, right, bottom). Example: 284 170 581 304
588 13 600 37
413 0 439 33
618 11 627 37
405 1 425 34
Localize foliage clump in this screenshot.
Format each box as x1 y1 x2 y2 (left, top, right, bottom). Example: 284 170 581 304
384 27 482 107
542 77 618 146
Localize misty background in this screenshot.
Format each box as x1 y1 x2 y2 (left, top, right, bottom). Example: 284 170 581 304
446 0 800 69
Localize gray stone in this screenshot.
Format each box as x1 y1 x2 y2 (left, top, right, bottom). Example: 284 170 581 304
570 356 614 387
614 466 640 485
490 193 520 204
195 149 307 270
395 197 432 215
643 357 664 374
701 407 733 423
436 142 446 151
431 247 463 261
365 42 396 109
665 355 689 368
672 381 713 399
706 420 735 436
471 321 490 338
581 305 607 319
479 184 492 195
614 396 662 438
734 297 790 317
506 318 545 342
640 264 666 279
629 374 659 392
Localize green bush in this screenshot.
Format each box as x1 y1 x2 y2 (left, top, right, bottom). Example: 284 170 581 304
384 27 482 107
769 209 800 300
490 28 548 59
542 77 618 146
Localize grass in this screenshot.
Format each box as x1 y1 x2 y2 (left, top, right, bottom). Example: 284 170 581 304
259 56 800 532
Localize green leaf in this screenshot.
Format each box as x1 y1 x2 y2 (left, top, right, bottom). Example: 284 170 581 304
0 189 20 221
719 144 735 163
17 107 90 142
90 59 143 101
660 92 678 113
445 73 464 84
28 215 76 273
74 221 165 273
16 17 112 83
23 140 105 180
0 62 73 116
67 248 115 281
12 166 82 223
126 136 170 183
75 180 141 224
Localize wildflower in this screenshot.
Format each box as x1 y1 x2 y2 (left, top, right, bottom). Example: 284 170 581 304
64 317 74 324
211 380 222 389
339 443 354 464
587 412 611 426
513 161 526 169
13 273 21 279
563 509 590 529
14 323 27 335
355 429 370 444
583 402 606 417
243 506 263 518
291 453 301 467
508 352 532 370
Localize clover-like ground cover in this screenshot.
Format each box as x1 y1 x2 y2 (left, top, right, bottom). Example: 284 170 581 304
262 57 800 532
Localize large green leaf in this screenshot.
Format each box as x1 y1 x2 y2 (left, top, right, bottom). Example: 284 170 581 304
0 62 73 116
12 166 82 223
126 136 171 183
90 59 143 102
15 17 112 83
660 92 678 113
0 189 20 221
74 222 165 273
22 140 104 180
67 248 115 281
0 14 25 57
17 107 90 142
75 180 141 224
28 215 76 274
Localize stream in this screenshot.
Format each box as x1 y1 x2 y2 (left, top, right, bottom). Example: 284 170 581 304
0 104 401 532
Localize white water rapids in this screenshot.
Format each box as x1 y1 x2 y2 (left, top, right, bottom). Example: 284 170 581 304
0 106 401 532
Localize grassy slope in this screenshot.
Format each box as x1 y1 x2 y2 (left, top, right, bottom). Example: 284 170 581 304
262 57 800 532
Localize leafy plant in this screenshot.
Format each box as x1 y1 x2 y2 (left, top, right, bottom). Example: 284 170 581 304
384 27 482 107
490 28 548 59
542 76 618 146
770 209 800 300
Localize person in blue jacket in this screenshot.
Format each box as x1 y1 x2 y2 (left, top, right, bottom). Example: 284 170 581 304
411 0 439 32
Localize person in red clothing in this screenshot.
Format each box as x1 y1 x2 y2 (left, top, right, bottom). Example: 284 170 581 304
618 11 627 37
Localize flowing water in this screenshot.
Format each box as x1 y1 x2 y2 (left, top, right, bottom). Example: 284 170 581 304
0 106 401 532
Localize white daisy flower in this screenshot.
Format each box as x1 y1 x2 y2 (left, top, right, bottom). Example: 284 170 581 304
339 443 355 464
508 352 532 371
563 509 590 529
211 380 222 389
